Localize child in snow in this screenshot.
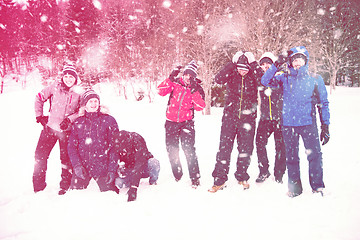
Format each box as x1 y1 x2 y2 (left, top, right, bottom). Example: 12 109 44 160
113 130 160 202
68 90 119 193
157 60 205 188
33 64 83 195
261 46 330 197
255 52 286 184
209 51 263 193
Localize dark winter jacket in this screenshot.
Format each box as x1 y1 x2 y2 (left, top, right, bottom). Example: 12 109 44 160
215 61 263 121
68 110 119 177
157 77 205 122
35 81 83 132
261 46 330 127
112 130 153 188
258 84 283 121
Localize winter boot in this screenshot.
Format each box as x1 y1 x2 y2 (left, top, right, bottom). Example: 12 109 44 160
238 181 250 190
312 188 324 196
191 179 200 189
58 189 67 195
287 180 303 197
208 183 226 193
275 175 283 184
255 171 270 183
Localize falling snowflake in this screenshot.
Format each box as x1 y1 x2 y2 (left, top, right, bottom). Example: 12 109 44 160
92 0 101 10
162 0 171 8
85 137 92 145
317 8 325 15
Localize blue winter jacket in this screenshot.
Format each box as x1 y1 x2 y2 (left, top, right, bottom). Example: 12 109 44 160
68 111 119 177
261 46 330 127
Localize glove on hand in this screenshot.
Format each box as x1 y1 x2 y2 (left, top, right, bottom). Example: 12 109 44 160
320 124 330 145
169 66 182 82
274 54 288 68
36 116 48 127
105 172 116 184
244 52 256 64
232 51 244 64
189 78 200 94
127 187 137 202
60 117 71 130
74 165 86 180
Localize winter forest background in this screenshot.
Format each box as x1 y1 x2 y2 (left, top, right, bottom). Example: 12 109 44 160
1 0 360 114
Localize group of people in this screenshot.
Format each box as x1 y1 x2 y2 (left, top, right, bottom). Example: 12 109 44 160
33 65 160 202
32 45 330 200
207 46 329 197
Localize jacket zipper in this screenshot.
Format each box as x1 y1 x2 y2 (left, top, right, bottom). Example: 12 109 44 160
239 76 244 119
268 87 273 120
177 89 187 122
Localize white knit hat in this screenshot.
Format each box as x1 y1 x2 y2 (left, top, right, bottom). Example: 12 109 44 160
183 60 198 78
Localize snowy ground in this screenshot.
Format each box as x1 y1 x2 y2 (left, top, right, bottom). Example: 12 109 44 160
0 81 360 240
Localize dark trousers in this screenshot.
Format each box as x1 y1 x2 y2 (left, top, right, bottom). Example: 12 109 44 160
70 174 119 193
255 119 286 178
212 117 256 185
33 126 73 192
282 123 325 194
165 120 200 181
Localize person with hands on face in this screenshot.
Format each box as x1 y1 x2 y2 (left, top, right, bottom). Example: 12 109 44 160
33 64 83 195
261 46 330 197
255 52 286 184
209 50 264 193
157 60 205 188
67 90 119 194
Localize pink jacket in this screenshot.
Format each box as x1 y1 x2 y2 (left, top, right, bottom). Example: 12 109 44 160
157 78 205 122
35 81 83 132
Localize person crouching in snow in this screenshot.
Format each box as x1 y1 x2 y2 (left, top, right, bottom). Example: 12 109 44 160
33 64 83 195
113 130 160 202
68 89 119 193
157 60 205 188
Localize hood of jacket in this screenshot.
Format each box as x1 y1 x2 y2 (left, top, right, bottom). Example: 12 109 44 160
288 46 310 77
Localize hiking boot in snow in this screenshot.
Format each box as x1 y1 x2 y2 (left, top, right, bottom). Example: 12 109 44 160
149 181 157 185
287 191 302 198
191 179 200 189
275 175 283 184
58 189 67 195
312 188 324 196
255 172 270 183
208 183 226 193
238 181 250 190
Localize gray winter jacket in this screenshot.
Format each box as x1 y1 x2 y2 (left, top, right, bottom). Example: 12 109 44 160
35 81 83 132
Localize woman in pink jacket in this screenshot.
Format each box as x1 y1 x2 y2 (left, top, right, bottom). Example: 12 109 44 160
33 64 83 195
157 60 205 188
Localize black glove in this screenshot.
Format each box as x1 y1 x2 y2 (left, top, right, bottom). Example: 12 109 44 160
36 116 48 127
169 66 182 82
274 54 288 68
105 172 116 184
74 165 86 180
320 124 330 145
189 77 199 94
60 117 71 130
127 187 137 202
